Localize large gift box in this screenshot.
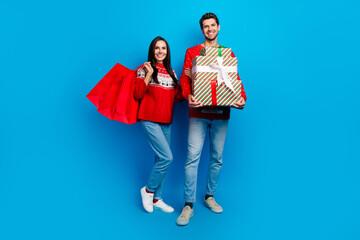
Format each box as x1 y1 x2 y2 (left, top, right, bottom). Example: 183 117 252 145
192 47 243 106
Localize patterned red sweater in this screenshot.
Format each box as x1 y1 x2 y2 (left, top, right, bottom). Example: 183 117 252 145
134 63 183 124
180 44 247 120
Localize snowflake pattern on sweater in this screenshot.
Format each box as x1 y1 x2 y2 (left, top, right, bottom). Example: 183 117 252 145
133 63 183 124
136 67 177 88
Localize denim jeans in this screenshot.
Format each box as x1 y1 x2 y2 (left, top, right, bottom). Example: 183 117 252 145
184 117 229 202
141 120 173 200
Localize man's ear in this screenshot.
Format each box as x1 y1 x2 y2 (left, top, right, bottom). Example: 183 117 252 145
218 25 221 31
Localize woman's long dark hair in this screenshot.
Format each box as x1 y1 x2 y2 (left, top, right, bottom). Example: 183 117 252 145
148 36 178 86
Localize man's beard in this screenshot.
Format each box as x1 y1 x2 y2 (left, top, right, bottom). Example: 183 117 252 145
205 32 218 41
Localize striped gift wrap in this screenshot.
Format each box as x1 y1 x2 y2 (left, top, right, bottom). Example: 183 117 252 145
192 47 243 106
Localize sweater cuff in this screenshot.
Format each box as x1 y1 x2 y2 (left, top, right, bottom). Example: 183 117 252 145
241 90 247 101
182 89 190 100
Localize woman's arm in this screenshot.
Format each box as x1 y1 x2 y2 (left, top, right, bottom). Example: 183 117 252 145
134 62 154 100
133 62 154 100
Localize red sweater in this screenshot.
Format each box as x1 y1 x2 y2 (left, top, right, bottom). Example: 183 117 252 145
134 63 183 124
180 44 247 120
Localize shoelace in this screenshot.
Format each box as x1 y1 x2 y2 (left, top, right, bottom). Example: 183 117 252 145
157 200 169 207
180 207 192 218
207 198 219 207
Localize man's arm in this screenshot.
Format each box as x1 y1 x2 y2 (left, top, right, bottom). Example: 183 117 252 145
180 49 202 108
230 51 247 108
179 50 192 100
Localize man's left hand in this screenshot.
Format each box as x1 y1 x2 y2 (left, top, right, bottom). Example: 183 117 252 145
232 97 246 109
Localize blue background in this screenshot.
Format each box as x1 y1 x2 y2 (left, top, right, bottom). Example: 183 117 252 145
1 0 360 239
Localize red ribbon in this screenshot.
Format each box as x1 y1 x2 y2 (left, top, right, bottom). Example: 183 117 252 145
210 79 217 105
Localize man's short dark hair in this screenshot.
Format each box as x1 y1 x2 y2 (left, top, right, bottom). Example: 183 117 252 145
199 13 219 30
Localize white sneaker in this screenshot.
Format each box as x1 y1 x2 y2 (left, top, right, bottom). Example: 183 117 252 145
176 206 193 226
204 197 223 213
153 199 174 213
140 187 154 213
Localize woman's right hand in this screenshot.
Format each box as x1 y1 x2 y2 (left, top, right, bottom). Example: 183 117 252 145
143 62 154 76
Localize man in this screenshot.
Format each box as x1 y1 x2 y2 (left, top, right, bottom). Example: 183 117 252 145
176 13 247 226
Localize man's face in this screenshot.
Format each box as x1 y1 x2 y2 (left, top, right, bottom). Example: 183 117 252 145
201 18 220 41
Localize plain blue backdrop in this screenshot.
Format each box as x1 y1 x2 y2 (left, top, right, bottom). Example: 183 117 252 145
1 0 360 239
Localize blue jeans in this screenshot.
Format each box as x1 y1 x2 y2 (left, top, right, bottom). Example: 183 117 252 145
184 117 229 202
141 120 173 200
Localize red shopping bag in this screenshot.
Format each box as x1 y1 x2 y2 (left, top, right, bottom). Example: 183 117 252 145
86 63 139 124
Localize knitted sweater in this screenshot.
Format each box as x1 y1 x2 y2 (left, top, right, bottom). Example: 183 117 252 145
180 44 247 120
134 63 183 124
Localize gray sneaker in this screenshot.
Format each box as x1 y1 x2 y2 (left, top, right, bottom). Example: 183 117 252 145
204 197 223 213
176 206 193 226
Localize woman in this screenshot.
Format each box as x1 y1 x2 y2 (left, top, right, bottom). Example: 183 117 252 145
134 36 183 213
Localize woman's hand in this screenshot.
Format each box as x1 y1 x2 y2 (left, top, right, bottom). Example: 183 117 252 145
143 62 154 85
144 62 154 76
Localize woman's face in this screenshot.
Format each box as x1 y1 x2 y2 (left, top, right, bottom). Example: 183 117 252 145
154 40 167 63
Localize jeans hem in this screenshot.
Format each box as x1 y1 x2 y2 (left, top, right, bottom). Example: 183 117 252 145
205 191 216 196
146 186 155 193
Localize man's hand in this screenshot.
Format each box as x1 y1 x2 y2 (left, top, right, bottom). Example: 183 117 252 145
188 94 202 108
232 97 246 109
